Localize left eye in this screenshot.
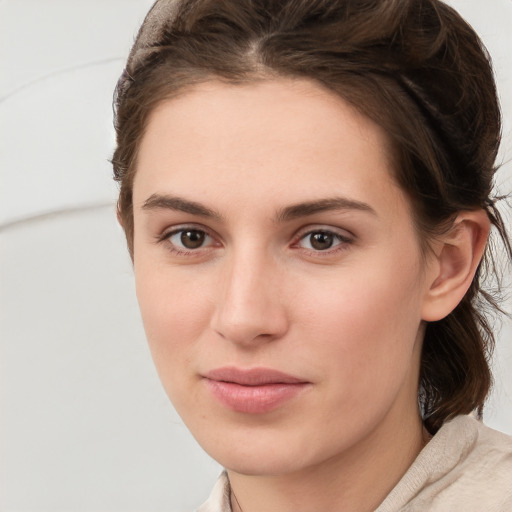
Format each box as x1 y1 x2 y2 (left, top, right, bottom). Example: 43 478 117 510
298 230 347 251
167 229 212 250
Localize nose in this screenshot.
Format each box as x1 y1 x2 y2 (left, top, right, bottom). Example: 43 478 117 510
210 250 289 347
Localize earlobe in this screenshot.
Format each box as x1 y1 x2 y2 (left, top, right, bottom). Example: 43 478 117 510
421 210 490 322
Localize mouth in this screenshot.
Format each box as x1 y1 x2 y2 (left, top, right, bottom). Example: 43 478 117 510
203 366 310 414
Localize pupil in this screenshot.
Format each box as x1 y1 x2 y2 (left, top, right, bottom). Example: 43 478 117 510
310 232 333 250
181 230 205 249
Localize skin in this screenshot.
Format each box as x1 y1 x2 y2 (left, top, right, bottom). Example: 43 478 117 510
130 78 489 512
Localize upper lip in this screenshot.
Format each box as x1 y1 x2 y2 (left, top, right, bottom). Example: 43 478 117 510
204 366 307 386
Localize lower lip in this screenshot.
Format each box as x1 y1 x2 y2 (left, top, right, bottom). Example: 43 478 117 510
204 379 309 414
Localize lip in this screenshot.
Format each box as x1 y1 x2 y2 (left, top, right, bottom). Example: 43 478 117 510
203 366 310 414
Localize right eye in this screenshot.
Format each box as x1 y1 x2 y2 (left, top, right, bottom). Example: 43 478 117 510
165 228 215 252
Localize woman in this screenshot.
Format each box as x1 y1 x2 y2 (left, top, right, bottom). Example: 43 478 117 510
112 0 512 510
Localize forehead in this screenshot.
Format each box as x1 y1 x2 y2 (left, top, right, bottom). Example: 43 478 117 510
133 78 404 219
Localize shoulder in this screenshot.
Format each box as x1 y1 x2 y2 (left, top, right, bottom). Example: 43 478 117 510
377 415 512 512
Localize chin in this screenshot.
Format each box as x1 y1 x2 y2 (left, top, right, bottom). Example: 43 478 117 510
192 422 336 477
217 450 309 477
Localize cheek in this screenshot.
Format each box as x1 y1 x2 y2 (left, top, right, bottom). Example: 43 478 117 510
134 262 213 379
286 257 425 448
294 251 425 383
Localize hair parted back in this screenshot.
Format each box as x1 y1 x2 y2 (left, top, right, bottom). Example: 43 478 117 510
112 0 511 433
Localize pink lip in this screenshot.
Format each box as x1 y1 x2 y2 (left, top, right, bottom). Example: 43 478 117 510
203 367 310 414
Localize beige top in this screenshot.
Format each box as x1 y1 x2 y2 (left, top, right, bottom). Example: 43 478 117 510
197 415 512 511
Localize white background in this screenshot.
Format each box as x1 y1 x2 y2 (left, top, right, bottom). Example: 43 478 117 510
0 1 510 510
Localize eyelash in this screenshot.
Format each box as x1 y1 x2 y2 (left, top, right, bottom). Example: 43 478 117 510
293 228 353 256
157 225 354 257
157 225 218 256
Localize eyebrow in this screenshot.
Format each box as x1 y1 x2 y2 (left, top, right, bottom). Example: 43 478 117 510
275 197 377 222
142 194 223 220
141 194 376 222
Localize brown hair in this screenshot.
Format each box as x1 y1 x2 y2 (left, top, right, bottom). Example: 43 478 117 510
112 0 511 433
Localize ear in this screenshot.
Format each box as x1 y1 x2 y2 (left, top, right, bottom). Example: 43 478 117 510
421 210 490 322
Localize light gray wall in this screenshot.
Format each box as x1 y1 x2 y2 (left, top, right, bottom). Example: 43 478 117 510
0 0 510 510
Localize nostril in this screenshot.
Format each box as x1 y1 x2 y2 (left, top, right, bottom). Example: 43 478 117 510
211 310 288 346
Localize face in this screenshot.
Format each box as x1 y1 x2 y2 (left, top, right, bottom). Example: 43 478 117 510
132 78 433 476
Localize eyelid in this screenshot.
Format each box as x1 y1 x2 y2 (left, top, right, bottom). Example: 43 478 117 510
291 225 355 253
293 224 354 242
157 222 214 240
157 223 222 253
155 223 354 256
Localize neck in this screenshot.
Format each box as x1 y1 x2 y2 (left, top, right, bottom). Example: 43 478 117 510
227 411 428 512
